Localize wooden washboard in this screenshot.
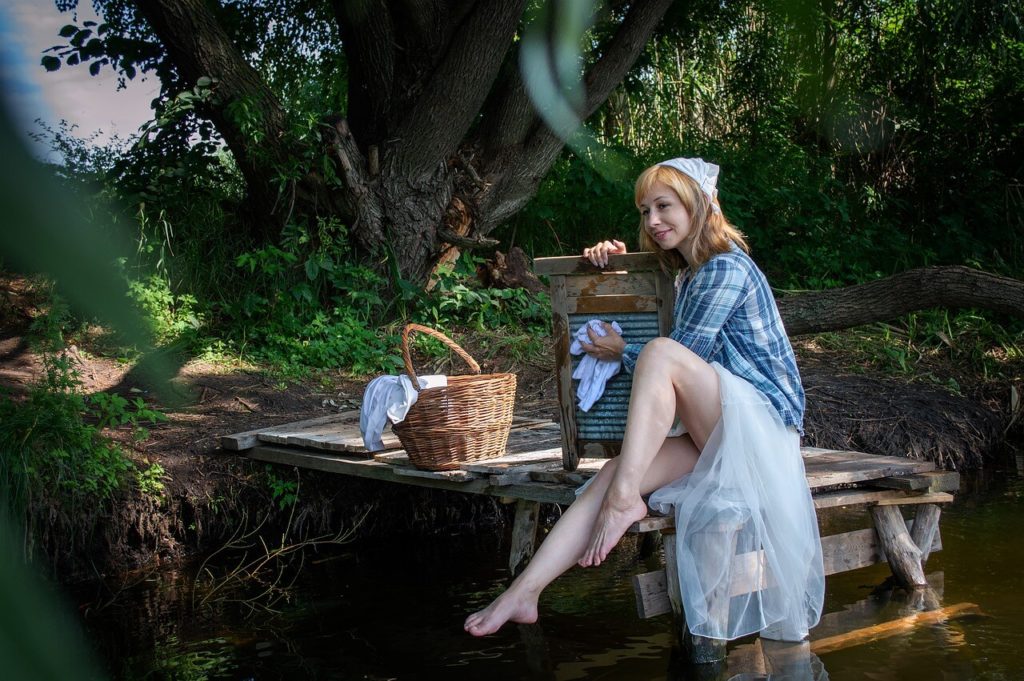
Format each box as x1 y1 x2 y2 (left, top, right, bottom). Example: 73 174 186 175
534 253 674 470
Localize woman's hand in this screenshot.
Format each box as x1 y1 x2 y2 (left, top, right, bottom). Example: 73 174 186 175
578 322 626 361
582 239 627 267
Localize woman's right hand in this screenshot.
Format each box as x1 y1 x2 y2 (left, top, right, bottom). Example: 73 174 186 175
582 239 627 267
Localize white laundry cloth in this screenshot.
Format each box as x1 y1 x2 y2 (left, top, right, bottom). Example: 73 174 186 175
569 319 623 412
359 374 447 451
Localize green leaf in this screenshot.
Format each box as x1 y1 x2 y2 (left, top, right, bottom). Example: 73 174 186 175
196 76 213 87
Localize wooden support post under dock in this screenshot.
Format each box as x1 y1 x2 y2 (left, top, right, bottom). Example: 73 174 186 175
509 499 541 577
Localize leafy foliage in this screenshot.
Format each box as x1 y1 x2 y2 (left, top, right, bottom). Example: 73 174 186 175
0 302 167 540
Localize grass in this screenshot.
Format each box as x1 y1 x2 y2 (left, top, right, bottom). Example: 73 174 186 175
802 310 1024 393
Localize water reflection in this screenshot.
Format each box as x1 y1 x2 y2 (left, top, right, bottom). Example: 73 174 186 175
72 461 1024 680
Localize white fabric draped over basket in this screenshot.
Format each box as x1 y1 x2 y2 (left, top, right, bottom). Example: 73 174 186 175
648 362 825 641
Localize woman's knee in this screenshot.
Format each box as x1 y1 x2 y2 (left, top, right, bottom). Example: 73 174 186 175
636 337 704 379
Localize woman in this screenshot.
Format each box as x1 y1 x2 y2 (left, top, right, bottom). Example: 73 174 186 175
465 158 823 641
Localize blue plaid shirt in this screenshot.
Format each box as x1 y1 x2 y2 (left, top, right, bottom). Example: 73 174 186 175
621 245 805 434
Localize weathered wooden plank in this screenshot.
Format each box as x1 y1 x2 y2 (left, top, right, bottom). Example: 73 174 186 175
564 272 657 298
874 492 954 506
373 450 410 466
392 466 479 482
567 294 659 314
261 424 398 453
249 445 578 505
551 275 579 472
633 524 943 618
220 410 361 451
633 570 671 618
248 445 491 493
810 603 981 655
813 488 955 510
653 269 675 336
491 482 577 505
800 446 849 458
534 252 661 276
805 456 934 489
874 470 960 492
529 468 590 486
233 413 552 455
461 449 565 474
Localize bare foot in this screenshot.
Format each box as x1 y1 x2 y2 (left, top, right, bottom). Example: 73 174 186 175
464 589 539 637
578 495 648 567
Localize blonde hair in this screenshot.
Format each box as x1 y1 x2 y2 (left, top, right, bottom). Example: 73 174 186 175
634 164 748 272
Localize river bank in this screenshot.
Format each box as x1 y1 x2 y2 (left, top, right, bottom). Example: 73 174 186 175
0 299 1019 582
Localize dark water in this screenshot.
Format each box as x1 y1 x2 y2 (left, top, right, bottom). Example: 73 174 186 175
77 459 1024 680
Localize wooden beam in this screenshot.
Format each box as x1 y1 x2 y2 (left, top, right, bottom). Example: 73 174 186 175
220 410 362 451
633 569 671 618
567 294 659 314
550 274 579 471
910 504 942 564
631 487 955 533
533 252 661 276
871 505 927 587
564 271 656 297
509 500 541 577
810 602 981 655
632 523 943 619
874 470 960 492
874 492 954 506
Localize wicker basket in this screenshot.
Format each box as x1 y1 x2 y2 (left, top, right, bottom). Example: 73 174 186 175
391 324 516 471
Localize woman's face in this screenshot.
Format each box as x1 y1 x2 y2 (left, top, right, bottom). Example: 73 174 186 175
639 181 692 254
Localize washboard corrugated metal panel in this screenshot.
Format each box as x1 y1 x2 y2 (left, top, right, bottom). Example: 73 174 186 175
535 252 675 471
570 312 660 440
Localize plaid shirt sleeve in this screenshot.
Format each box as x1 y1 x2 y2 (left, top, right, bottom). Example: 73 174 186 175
668 258 750 361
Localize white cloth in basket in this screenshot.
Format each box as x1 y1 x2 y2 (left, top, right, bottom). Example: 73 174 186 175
360 374 447 451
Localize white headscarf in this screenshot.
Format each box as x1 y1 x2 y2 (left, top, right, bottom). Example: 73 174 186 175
657 158 721 213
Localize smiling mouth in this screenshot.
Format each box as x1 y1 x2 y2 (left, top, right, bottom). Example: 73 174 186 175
652 229 671 240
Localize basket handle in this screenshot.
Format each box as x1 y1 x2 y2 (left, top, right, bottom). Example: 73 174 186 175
401 323 481 388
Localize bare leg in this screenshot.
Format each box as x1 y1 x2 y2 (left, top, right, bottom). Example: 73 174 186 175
579 339 721 567
464 436 700 636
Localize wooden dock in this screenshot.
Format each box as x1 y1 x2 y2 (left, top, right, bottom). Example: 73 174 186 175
221 408 966 661
221 409 955 509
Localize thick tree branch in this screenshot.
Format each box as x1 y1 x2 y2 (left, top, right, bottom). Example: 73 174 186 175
133 0 291 233
778 266 1024 335
134 0 288 164
475 0 672 234
332 0 396 150
327 119 385 249
389 0 527 179
580 0 675 117
477 49 537 154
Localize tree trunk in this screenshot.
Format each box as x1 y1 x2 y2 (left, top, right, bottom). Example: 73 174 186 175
132 0 673 284
133 0 294 237
779 266 1024 335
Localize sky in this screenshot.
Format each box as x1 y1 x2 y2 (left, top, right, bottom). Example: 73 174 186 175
0 0 157 160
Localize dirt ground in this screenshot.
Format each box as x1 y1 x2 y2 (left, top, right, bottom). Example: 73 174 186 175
1 274 1020 578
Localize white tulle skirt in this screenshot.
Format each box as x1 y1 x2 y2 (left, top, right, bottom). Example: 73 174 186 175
647 363 824 642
